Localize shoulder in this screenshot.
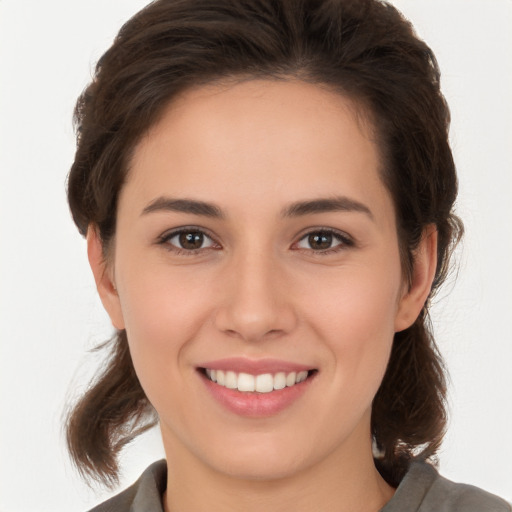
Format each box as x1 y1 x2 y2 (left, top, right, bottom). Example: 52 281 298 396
86 460 167 512
382 460 511 512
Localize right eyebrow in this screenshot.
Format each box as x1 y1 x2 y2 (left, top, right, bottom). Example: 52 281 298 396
141 197 225 219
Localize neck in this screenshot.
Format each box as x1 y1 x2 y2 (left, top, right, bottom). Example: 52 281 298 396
161 425 394 512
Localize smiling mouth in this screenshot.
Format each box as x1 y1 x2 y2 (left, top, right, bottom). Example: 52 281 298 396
200 368 317 393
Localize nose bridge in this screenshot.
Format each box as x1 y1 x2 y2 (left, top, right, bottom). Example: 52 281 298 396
214 238 296 341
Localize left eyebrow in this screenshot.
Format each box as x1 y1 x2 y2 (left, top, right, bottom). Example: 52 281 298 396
281 196 374 221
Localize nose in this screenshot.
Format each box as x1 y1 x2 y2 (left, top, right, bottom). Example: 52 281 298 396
213 248 298 342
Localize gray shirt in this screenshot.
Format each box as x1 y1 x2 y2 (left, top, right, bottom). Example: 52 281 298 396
88 459 510 512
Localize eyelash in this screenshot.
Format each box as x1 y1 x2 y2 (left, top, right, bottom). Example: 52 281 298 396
293 229 355 255
157 227 354 256
157 227 220 256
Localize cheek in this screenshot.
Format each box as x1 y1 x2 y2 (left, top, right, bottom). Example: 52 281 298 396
118 250 210 325
305 262 401 341
115 263 213 383
301 261 402 390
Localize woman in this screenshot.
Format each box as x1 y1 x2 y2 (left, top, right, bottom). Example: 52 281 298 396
65 0 510 510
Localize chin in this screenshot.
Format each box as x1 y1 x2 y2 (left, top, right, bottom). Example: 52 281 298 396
208 451 310 482
192 427 334 482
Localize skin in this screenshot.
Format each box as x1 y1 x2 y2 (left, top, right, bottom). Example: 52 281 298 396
88 79 437 512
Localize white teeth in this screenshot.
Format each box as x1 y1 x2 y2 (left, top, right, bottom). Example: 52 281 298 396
225 371 237 389
237 372 255 392
296 370 308 383
286 372 297 387
204 368 312 392
255 373 274 393
274 372 286 390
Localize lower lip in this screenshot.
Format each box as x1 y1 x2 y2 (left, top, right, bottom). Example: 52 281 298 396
199 371 315 418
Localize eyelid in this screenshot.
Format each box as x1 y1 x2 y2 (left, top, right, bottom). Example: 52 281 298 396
157 226 221 253
292 227 355 253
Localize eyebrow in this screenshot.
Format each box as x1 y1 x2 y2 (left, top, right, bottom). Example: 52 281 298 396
141 195 374 221
142 197 224 218
281 196 374 221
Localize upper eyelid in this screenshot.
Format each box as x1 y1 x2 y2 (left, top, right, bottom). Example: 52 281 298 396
157 227 221 254
295 227 353 243
159 226 217 242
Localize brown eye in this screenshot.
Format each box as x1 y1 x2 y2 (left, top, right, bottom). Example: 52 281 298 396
295 229 353 253
163 229 217 252
179 231 205 249
307 232 333 250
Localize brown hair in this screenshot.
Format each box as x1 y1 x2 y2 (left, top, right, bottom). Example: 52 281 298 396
66 0 463 488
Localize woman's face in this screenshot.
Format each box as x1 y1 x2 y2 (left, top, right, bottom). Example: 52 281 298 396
92 79 430 480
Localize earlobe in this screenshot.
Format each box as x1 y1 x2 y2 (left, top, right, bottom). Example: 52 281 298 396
394 225 438 333
87 226 125 330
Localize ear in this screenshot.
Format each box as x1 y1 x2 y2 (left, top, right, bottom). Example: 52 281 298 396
87 226 125 330
394 225 438 332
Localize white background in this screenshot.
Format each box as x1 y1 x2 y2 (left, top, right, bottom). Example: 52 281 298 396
0 1 511 510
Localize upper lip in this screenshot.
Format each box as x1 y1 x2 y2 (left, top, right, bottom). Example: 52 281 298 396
197 357 315 375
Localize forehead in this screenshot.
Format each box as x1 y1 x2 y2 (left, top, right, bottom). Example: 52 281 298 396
141 78 376 157
123 79 392 225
